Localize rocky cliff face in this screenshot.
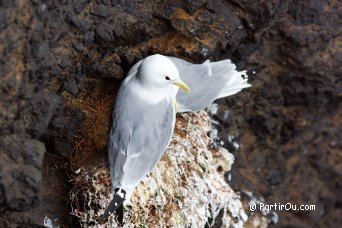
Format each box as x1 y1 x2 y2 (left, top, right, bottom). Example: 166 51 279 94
0 0 340 227
213 1 341 227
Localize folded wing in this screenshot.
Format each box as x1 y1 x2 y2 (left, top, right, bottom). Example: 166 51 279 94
169 57 251 112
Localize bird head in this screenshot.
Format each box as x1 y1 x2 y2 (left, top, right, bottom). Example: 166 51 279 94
138 54 190 92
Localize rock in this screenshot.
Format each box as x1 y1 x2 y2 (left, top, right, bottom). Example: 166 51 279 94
83 30 95 45
70 112 248 227
34 40 50 59
0 0 339 227
91 54 124 79
95 23 114 42
73 0 90 14
48 106 86 158
216 1 341 227
123 49 142 66
184 0 206 14
24 92 62 139
0 135 46 211
101 0 110 5
90 5 112 18
63 76 79 95
73 42 84 52
58 55 72 68
70 16 92 32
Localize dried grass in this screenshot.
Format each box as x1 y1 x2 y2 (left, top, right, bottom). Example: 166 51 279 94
67 109 247 227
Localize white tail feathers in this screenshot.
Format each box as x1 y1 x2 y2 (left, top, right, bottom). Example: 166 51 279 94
174 58 251 112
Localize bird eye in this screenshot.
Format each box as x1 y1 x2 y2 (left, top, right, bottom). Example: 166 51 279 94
165 76 170 80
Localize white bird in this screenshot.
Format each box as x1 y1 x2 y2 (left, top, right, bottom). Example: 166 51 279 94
103 54 250 220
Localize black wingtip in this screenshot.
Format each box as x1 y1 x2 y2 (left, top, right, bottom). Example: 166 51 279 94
102 188 126 221
116 204 124 225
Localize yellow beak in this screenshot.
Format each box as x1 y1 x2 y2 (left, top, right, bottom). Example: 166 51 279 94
173 80 190 92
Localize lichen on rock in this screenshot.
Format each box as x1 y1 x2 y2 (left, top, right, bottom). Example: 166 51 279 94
70 111 247 227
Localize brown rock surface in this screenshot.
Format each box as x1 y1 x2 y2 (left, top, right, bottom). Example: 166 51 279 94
0 0 340 227
212 1 341 227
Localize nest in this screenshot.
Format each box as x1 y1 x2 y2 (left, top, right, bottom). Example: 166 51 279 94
69 111 247 227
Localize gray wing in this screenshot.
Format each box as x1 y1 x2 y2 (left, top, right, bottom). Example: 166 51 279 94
108 82 174 190
168 57 251 112
108 81 133 190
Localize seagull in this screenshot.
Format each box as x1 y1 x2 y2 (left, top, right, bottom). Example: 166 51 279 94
103 54 251 221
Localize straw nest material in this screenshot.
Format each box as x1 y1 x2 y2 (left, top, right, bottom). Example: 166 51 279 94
69 111 247 227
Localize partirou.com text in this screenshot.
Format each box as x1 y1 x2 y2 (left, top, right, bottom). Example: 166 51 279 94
249 202 316 212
